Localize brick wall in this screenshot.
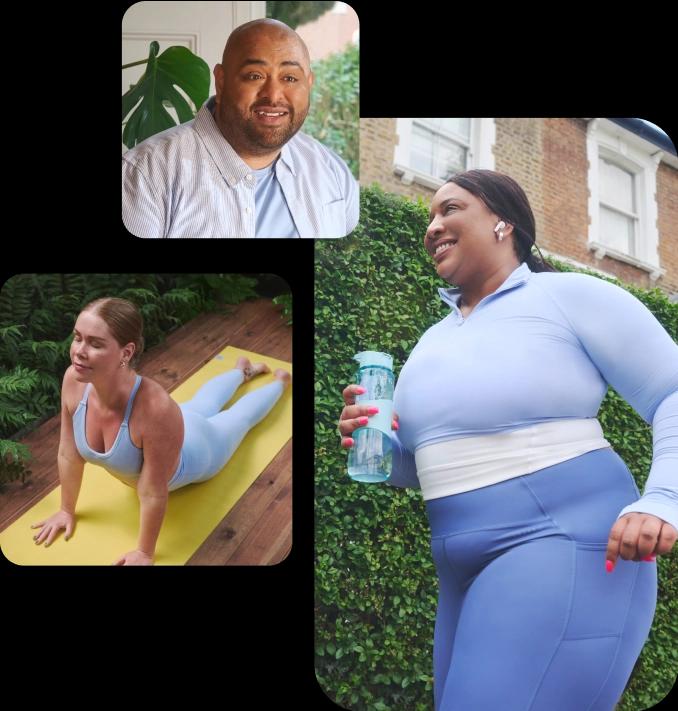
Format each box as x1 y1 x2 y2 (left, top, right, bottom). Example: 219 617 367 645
656 163 678 293
360 119 438 203
541 118 591 266
493 118 546 252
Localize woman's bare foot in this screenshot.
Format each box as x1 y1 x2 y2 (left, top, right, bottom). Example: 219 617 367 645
236 357 271 382
273 368 292 388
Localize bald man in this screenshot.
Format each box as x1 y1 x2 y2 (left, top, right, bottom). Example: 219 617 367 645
122 19 359 238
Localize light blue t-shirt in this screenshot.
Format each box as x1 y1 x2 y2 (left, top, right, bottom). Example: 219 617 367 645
389 262 678 531
253 160 299 238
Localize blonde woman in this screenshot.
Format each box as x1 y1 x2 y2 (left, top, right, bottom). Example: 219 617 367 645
31 297 290 565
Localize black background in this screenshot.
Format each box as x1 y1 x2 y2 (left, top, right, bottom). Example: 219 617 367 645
2 1 675 707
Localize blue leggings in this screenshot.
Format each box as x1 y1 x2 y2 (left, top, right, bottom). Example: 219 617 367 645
167 369 284 491
427 448 657 711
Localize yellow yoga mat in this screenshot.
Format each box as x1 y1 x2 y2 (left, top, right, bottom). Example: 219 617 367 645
0 346 292 566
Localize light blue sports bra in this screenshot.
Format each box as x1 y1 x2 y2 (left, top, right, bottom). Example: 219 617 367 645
73 375 144 481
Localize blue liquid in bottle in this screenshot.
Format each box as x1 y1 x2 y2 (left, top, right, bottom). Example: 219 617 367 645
347 352 394 483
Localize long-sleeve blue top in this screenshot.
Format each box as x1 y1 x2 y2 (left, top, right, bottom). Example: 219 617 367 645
390 262 678 530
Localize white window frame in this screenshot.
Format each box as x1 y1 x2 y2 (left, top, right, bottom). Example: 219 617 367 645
393 118 495 190
586 118 664 281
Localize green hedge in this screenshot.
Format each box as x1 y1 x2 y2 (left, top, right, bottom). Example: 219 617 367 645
303 42 359 179
314 185 678 710
0 273 292 486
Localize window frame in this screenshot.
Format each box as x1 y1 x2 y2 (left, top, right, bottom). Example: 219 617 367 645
393 117 495 190
586 118 664 280
598 154 640 256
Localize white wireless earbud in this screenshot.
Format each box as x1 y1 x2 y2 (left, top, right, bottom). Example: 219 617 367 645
494 220 506 242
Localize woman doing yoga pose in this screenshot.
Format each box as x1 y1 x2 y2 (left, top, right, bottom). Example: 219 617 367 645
31 297 290 565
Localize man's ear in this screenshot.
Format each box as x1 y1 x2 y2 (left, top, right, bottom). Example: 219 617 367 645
308 70 314 90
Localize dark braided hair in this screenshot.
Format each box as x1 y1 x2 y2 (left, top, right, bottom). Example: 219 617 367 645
446 169 556 273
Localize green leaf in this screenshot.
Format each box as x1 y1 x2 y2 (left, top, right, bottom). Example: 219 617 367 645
122 42 210 148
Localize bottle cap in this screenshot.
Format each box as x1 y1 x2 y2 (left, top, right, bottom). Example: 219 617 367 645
353 351 393 370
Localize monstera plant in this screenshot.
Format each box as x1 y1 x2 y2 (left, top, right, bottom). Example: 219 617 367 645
122 41 210 149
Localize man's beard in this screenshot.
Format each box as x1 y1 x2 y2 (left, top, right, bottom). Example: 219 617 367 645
245 109 306 151
221 102 309 155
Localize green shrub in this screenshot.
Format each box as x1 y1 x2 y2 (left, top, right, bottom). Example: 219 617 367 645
266 0 334 30
273 294 293 325
0 433 32 489
314 185 678 710
303 42 359 178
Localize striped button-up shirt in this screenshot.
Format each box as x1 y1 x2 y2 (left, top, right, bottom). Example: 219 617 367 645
122 98 359 238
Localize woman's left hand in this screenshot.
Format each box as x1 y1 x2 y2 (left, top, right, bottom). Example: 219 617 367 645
113 550 154 566
606 513 677 570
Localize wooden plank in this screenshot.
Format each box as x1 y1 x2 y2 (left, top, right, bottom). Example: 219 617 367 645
186 441 292 565
228 477 293 565
1 299 292 566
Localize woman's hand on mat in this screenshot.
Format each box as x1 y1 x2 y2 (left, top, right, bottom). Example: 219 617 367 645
30 510 75 547
605 513 678 571
113 549 154 566
339 384 399 448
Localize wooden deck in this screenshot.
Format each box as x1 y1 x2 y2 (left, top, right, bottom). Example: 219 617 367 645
0 298 292 565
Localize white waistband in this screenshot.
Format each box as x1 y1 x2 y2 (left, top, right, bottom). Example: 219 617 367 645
414 419 611 501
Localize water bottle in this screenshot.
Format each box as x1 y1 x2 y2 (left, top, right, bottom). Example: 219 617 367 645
347 351 394 483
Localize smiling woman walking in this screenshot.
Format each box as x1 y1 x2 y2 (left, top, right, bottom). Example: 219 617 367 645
337 170 678 710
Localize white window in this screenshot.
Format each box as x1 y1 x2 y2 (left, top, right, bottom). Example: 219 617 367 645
393 118 495 190
586 119 664 280
411 118 470 180
598 157 638 256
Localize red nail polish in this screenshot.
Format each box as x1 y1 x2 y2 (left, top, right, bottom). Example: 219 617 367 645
605 560 615 573
344 438 354 447
393 420 399 430
367 406 379 414
355 386 366 394
642 555 656 562
358 416 368 425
